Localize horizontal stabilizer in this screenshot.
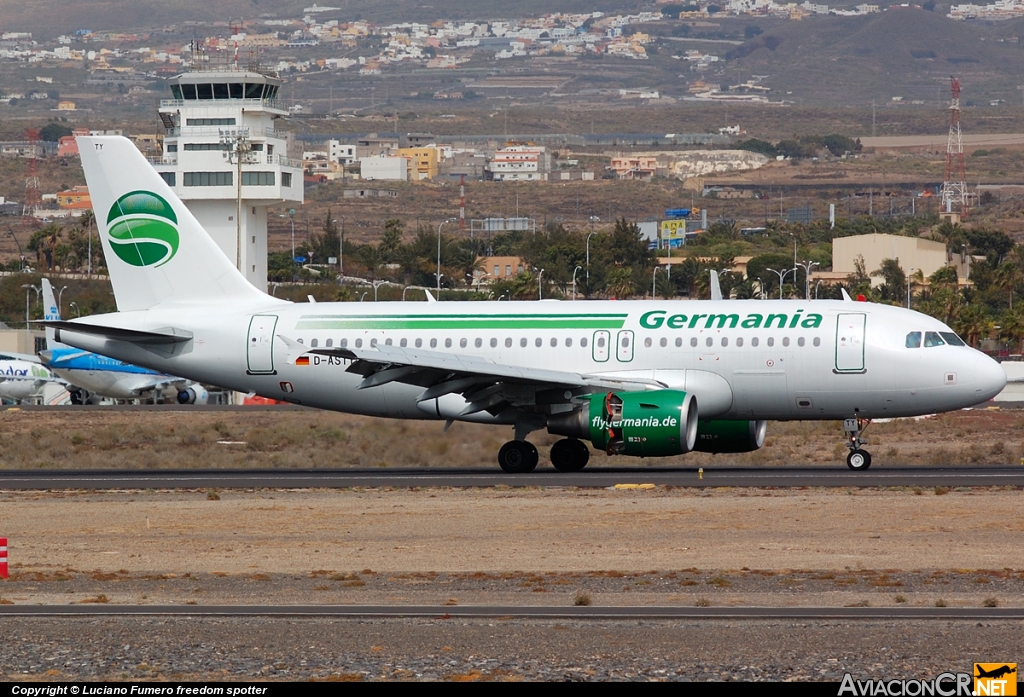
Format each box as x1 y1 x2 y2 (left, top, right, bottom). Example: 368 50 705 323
44 321 193 346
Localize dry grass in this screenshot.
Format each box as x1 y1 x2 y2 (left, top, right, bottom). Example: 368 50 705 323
0 408 1019 470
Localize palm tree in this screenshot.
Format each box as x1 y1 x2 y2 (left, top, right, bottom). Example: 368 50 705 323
80 209 96 276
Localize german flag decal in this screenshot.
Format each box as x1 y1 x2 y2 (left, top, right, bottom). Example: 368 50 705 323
295 356 310 366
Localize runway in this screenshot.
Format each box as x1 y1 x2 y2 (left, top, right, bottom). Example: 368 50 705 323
1 466 1023 489
1 604 1022 619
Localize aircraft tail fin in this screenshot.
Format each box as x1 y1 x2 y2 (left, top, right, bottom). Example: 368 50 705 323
77 136 271 312
40 278 70 351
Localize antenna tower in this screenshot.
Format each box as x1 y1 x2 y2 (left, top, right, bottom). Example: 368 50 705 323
23 128 40 217
941 76 969 214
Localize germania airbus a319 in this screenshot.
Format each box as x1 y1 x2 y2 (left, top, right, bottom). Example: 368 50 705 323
46 136 1006 472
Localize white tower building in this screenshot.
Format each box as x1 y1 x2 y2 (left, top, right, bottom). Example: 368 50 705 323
152 64 303 291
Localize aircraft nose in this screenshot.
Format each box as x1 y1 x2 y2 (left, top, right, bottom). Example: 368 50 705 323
970 353 1006 403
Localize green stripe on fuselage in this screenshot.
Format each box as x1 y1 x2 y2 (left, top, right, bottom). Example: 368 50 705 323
295 313 628 331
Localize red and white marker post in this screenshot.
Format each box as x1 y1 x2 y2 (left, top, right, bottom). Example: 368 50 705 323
0 537 7 579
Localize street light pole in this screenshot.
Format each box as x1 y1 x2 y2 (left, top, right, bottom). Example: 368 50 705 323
437 218 454 293
21 284 39 352
765 267 793 300
57 285 68 317
538 268 544 300
572 265 582 301
795 260 818 300
288 209 296 281
652 266 661 299
586 232 597 284
907 267 915 309
69 301 80 318
220 128 253 273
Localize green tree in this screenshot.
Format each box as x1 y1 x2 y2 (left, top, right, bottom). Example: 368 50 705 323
378 218 404 264
871 258 907 305
39 122 72 142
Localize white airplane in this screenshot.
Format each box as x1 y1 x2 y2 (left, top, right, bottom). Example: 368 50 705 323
50 136 1006 472
38 278 208 405
0 354 62 403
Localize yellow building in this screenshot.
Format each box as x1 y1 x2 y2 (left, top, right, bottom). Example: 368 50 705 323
398 146 439 181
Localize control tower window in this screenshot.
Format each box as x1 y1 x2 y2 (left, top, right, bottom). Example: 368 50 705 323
170 85 183 100
180 84 197 100
213 83 229 100
196 84 213 100
230 83 243 99
245 83 263 99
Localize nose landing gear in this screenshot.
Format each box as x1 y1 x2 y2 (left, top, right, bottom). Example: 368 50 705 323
843 417 872 471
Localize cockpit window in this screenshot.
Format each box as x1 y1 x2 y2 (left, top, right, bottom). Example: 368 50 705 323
905 332 922 348
940 332 966 347
924 331 945 347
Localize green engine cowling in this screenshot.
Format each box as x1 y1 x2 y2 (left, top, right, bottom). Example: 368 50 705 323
692 420 768 454
581 390 698 457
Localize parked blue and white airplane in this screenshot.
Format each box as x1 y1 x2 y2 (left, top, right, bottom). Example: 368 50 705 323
48 136 1007 471
39 278 208 405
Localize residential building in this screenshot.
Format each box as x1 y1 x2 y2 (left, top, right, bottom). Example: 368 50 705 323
473 255 525 285
485 144 549 182
360 155 409 181
397 146 439 180
55 186 91 209
610 155 658 180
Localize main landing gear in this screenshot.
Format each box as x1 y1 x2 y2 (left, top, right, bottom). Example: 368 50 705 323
496 438 591 473
549 438 590 472
498 440 539 473
843 417 872 471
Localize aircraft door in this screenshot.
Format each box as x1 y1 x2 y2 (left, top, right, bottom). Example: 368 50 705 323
835 313 866 373
592 330 610 362
247 314 278 375
616 330 634 362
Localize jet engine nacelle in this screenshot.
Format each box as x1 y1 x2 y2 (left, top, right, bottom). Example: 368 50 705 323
692 420 767 453
176 384 209 405
548 389 698 457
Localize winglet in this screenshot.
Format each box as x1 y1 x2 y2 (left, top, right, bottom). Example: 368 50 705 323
709 270 723 301
841 288 853 302
423 289 437 303
276 333 311 365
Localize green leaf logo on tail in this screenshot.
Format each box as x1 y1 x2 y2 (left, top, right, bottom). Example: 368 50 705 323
106 191 179 267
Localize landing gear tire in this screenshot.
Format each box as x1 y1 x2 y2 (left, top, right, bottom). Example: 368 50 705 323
550 438 590 472
69 389 84 406
847 449 872 471
498 440 539 473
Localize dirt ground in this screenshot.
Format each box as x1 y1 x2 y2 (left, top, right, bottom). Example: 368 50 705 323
1 486 1022 609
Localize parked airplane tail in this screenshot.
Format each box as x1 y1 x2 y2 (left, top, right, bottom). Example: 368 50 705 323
77 136 271 312
40 278 70 351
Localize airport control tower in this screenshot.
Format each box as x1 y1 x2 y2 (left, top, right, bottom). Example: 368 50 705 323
152 58 303 291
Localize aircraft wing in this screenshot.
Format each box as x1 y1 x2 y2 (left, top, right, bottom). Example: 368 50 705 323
289 339 664 415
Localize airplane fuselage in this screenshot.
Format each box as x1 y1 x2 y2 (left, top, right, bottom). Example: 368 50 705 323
58 298 1006 423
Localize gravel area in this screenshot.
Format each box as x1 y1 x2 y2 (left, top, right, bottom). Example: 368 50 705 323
1 617 1021 682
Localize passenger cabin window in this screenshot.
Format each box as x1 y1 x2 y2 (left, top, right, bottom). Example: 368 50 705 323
906 332 922 348
580 338 588 348
924 332 945 347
